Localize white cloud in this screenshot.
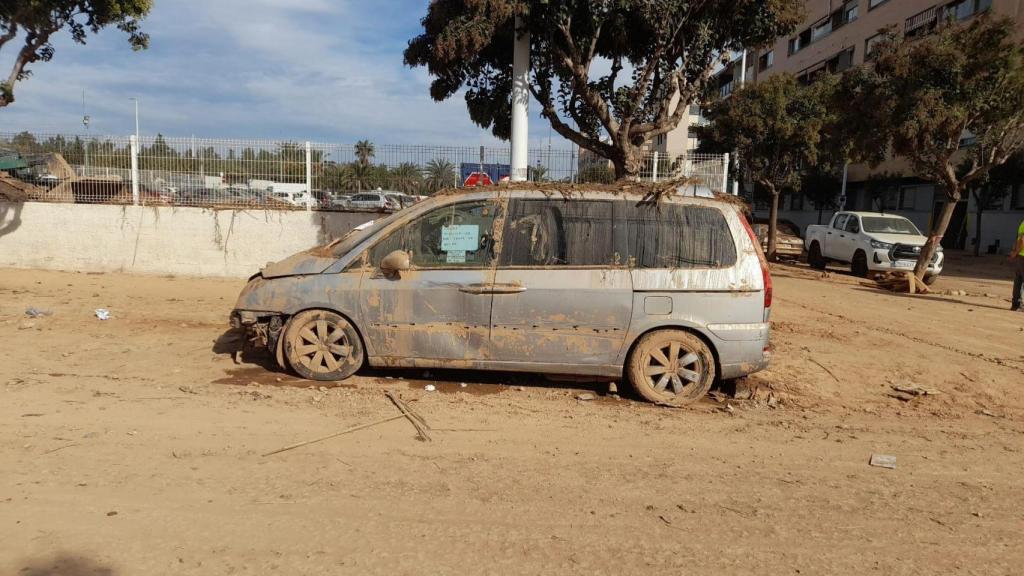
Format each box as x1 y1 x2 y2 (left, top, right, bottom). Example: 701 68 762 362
0 0 569 149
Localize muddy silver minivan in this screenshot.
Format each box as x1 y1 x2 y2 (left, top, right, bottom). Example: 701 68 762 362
231 186 772 405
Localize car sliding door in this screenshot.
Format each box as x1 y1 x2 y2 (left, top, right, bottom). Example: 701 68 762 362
487 197 632 368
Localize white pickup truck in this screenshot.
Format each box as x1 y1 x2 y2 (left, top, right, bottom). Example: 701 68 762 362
805 211 943 283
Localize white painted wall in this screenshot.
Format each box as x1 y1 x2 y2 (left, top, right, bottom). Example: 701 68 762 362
0 201 374 278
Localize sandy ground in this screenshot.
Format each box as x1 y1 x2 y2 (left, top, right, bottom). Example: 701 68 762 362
2 255 1023 575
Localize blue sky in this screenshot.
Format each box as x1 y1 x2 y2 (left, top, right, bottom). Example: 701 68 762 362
0 0 569 148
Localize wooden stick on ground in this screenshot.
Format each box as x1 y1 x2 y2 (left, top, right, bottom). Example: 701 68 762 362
385 391 432 442
809 358 841 383
262 414 405 457
394 394 431 432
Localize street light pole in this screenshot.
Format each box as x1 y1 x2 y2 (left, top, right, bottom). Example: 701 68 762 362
509 14 529 182
129 97 139 142
82 90 90 175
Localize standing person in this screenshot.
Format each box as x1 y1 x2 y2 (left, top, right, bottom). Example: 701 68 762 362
1012 218 1024 311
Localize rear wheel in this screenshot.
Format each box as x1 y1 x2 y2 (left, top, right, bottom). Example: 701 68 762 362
283 309 364 381
627 330 715 406
808 242 826 270
852 250 869 278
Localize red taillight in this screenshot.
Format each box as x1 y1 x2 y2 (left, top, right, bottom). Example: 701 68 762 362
740 214 773 309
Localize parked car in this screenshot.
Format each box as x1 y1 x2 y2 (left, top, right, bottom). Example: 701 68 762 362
804 211 943 282
384 192 418 209
751 218 803 260
347 192 398 211
230 186 773 406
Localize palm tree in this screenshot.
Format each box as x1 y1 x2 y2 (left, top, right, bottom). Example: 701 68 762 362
354 140 375 167
341 161 381 192
529 164 549 182
424 158 458 193
389 162 424 195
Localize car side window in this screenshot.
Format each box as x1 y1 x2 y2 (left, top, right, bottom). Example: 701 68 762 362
625 202 737 269
366 201 499 269
845 216 860 233
833 214 849 230
500 199 616 266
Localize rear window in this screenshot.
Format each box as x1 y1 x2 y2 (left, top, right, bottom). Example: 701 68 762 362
625 203 737 269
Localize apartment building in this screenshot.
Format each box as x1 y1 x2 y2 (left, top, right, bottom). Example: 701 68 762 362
709 0 1024 254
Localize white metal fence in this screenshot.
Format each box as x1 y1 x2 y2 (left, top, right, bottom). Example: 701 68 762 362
0 131 727 210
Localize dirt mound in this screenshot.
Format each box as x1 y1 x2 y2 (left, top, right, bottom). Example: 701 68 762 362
0 172 43 201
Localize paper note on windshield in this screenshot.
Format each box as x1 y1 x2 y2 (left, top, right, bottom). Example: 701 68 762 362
446 250 466 264
441 225 479 251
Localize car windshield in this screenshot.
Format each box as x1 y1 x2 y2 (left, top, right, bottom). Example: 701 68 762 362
861 216 920 235
325 210 406 257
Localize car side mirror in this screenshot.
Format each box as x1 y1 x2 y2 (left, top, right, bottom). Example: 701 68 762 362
380 250 411 275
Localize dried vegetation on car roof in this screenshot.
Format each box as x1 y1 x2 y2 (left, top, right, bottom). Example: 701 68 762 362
434 178 751 211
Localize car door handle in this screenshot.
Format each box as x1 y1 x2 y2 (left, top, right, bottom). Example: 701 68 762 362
827 231 832 235
459 283 527 295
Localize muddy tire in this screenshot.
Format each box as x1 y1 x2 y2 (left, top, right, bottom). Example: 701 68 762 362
852 250 869 278
283 309 364 381
627 330 715 406
808 242 826 270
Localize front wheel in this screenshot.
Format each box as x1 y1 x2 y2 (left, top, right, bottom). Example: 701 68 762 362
852 250 869 278
627 330 715 406
283 309 364 381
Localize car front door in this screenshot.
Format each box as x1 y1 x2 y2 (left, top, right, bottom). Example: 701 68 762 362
487 197 632 368
829 214 849 261
358 197 503 363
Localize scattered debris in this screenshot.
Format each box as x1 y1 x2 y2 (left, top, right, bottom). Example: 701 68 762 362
978 409 997 417
458 382 467 388
869 272 930 294
575 392 596 401
707 390 728 403
869 454 897 469
178 385 199 395
106 511 118 517
608 381 618 394
424 384 437 392
24 307 52 318
720 403 735 414
94 309 111 320
385 390 432 442
809 358 841 383
891 384 941 397
263 414 406 457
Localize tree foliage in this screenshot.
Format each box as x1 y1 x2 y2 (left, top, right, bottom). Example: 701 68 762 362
0 1 151 107
404 0 804 178
838 16 1024 278
695 74 828 258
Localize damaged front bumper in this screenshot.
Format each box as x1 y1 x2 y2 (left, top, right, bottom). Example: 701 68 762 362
230 310 286 354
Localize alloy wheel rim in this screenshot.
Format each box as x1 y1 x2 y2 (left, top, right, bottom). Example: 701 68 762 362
294 317 352 374
642 341 702 396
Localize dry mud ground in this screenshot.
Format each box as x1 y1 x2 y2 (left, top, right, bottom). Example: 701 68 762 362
2 255 1023 575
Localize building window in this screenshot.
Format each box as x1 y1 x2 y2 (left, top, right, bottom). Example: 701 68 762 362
869 0 891 10
1012 185 1024 210
846 3 859 22
905 6 938 37
865 33 884 59
884 189 899 210
790 192 804 211
899 186 919 210
759 50 774 72
945 0 992 22
811 20 833 42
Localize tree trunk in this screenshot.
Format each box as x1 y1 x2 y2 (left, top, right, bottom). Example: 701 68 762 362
914 189 960 280
611 143 643 181
767 187 780 261
974 205 983 257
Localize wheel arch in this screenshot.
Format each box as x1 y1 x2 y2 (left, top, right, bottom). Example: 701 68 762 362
621 324 722 381
279 304 368 361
